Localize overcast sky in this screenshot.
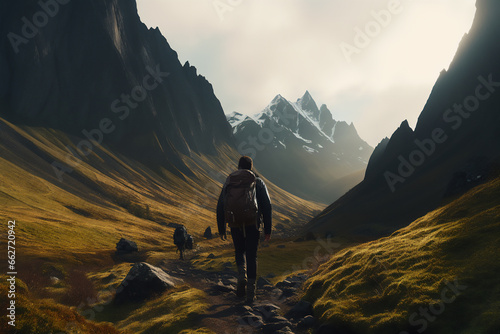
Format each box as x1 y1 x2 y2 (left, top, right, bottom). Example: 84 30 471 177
136 0 476 146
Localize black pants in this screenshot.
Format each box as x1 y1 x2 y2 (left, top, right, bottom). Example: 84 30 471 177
231 225 260 280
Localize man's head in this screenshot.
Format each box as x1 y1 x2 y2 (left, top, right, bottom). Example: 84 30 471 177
238 156 253 170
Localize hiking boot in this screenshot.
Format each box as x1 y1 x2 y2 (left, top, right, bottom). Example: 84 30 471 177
236 265 247 298
246 278 256 304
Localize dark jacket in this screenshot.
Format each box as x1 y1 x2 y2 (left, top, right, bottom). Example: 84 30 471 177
217 171 272 236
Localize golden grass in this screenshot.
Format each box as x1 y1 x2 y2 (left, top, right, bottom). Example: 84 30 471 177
0 117 325 333
303 176 500 333
0 117 324 267
0 276 120 334
116 285 208 334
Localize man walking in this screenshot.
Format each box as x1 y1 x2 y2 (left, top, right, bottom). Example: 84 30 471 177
217 156 272 303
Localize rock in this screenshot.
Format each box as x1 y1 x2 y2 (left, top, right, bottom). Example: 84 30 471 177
280 287 296 298
239 313 264 328
285 273 307 284
268 315 289 323
115 263 182 303
204 226 213 239
298 315 315 329
222 261 233 268
207 253 216 259
222 277 237 286
115 238 138 253
262 320 293 334
253 303 280 320
276 279 297 289
285 300 313 320
276 326 294 334
257 277 272 289
277 245 286 249
213 281 235 293
266 273 276 279
49 276 60 285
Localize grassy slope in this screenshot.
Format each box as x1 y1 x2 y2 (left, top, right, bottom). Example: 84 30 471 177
303 175 500 333
0 117 325 333
0 117 323 263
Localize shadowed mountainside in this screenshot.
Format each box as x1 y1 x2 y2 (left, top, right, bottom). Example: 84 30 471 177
0 0 232 177
306 0 500 238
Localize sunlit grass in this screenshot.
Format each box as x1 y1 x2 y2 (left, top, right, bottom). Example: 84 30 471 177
303 176 500 333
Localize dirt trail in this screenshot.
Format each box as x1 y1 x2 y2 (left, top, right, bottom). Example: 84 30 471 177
160 258 308 334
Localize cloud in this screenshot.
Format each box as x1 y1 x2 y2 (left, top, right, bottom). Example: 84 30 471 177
136 0 476 146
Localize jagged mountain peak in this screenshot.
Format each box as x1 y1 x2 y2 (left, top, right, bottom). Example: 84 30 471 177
297 90 320 121
227 92 373 203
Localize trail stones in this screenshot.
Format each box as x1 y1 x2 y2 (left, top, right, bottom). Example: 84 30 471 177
115 262 182 303
257 277 272 289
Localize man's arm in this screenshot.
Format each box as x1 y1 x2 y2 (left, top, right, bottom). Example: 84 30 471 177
216 185 226 239
256 178 272 237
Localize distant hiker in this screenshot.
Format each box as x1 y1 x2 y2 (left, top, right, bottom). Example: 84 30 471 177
173 226 191 260
217 156 272 303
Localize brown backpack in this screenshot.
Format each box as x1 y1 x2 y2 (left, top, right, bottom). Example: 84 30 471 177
224 170 259 229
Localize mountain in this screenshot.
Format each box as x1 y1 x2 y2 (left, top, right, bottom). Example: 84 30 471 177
228 91 373 203
0 0 326 287
0 0 233 177
305 0 500 238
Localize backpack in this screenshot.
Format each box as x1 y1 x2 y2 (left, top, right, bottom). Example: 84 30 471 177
185 234 194 250
173 226 188 248
224 170 259 228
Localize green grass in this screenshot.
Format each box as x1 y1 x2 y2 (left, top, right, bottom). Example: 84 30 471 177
303 176 500 334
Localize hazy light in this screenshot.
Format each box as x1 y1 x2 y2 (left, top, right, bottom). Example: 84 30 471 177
136 0 476 146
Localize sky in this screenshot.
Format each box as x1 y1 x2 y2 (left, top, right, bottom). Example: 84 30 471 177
136 0 477 146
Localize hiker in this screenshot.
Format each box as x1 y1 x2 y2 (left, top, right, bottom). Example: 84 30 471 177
173 226 193 260
217 156 272 303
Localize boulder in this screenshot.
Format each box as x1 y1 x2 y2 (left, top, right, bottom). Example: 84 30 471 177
116 238 138 253
115 262 182 303
204 226 213 239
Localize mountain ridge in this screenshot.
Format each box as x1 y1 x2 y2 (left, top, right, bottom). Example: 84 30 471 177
228 91 373 203
306 0 500 238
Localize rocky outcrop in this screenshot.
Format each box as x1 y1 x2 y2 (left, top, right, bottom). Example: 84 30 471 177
0 0 233 176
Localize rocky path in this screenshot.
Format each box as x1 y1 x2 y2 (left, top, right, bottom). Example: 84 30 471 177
159 259 316 334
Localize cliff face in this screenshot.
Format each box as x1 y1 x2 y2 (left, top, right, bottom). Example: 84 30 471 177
307 0 500 237
0 0 233 174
